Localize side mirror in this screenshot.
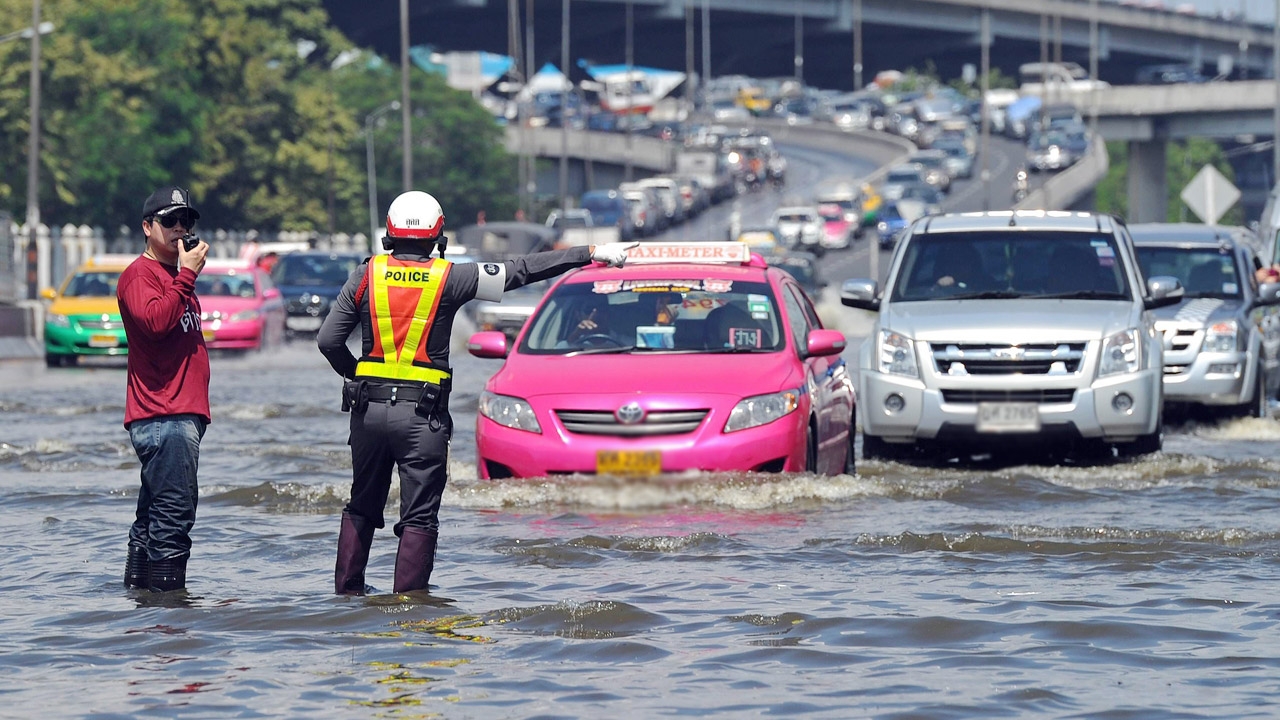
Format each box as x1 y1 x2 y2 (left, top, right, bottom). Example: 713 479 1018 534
1257 281 1280 306
263 287 281 299
840 278 880 311
40 287 56 301
1145 275 1185 310
806 329 847 358
467 330 509 359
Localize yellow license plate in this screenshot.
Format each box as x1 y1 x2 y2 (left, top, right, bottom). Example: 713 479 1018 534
596 450 661 476
202 329 215 341
88 334 119 348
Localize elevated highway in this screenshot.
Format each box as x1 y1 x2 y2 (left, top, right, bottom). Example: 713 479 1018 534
322 0 1276 92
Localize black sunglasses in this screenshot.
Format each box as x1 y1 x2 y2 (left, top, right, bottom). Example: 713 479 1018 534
153 210 196 230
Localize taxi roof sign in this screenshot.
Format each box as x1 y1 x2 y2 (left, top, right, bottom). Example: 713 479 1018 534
623 242 750 265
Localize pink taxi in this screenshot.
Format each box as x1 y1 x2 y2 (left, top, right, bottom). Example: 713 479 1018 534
468 243 856 479
195 260 285 353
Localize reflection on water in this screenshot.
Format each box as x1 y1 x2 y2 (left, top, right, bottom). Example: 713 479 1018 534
1 346 1279 718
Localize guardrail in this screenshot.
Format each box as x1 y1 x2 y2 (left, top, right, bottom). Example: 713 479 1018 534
747 118 918 186
1013 133 1109 212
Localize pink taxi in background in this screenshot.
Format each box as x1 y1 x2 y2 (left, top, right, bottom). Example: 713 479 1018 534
195 260 285 353
468 242 856 479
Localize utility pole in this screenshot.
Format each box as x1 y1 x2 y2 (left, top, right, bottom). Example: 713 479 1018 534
400 0 412 191
686 0 695 120
981 6 991 212
1274 0 1279 184
855 0 865 89
626 0 634 181
701 0 710 108
508 0 525 217
1089 0 1099 134
794 5 803 83
559 0 569 213
25 0 42 299
525 0 536 217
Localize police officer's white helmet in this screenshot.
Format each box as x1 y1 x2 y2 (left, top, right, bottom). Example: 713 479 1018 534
385 191 445 247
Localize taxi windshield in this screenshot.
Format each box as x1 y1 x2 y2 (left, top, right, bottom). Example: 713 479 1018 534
196 272 258 298
518 279 784 355
892 231 1131 301
1135 246 1241 299
64 271 121 298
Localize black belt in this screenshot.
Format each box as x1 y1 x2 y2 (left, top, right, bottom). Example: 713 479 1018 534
363 384 426 403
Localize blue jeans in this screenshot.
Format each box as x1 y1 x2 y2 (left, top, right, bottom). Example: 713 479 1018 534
128 415 206 561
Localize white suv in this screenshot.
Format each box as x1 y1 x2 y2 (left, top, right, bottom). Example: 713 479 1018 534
841 211 1184 461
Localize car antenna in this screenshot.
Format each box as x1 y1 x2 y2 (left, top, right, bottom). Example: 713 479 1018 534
1008 212 1018 227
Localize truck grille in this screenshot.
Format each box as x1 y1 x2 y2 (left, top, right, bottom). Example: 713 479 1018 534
555 409 708 437
930 343 1086 375
941 389 1076 404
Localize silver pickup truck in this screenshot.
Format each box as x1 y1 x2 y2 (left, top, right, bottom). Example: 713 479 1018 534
1130 223 1280 418
841 211 1184 461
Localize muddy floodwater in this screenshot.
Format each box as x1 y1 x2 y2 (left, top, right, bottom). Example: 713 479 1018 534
1 343 1278 719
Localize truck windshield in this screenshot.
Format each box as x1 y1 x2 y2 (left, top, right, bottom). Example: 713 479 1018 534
1135 246 1241 299
891 232 1130 301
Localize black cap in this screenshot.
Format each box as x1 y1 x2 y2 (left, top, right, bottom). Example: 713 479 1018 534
142 186 201 220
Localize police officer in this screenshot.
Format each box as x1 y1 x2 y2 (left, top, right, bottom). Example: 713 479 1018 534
318 191 635 595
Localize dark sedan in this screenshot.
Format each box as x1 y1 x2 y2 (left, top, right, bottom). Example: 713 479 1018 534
271 251 364 340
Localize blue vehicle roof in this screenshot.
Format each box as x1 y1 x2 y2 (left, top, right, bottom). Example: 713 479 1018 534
1004 96 1042 121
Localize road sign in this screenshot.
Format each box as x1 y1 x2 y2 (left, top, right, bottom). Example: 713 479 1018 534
1181 164 1240 225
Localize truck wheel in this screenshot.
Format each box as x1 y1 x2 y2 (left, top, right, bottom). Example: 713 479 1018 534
862 432 910 462
1238 369 1268 419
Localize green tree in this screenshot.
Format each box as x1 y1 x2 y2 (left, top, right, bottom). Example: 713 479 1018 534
0 0 518 235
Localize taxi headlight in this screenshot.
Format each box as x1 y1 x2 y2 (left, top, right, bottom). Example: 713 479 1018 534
230 309 261 322
47 313 69 328
1202 320 1239 353
1098 328 1141 377
724 389 800 433
478 391 541 433
879 330 919 378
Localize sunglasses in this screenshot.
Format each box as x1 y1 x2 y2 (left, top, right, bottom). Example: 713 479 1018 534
153 210 196 230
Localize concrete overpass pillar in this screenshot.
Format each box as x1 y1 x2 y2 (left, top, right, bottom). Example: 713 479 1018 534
1127 139 1167 223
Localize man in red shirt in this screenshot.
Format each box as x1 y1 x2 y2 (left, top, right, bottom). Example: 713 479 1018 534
116 186 210 593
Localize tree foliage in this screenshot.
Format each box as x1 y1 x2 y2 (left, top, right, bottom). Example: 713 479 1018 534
0 0 516 234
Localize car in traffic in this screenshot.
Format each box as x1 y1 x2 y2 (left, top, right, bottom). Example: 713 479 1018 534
1027 131 1075 172
874 202 910 249
932 138 974 179
816 202 854 250
769 205 823 254
467 242 856 478
194 260 286 354
907 150 952 193
270 250 364 340
879 163 928 202
1130 223 1280 417
41 254 133 367
579 189 637 241
735 226 784 256
841 211 1184 461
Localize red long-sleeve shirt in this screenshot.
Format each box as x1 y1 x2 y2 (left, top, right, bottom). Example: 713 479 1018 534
116 256 211 427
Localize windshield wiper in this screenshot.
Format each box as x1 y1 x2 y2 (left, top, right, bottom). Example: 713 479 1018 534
1026 290 1127 300
948 290 1025 300
702 346 775 354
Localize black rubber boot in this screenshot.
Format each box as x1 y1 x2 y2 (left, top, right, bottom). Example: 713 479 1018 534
335 511 376 595
148 555 188 592
392 527 437 593
124 545 150 589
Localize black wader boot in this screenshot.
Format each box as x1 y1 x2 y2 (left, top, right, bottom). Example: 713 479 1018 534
149 555 188 592
393 527 438 593
335 511 376 595
124 544 150 589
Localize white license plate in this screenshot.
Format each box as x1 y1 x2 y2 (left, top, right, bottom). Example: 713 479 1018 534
88 334 119 348
286 316 323 331
976 402 1040 433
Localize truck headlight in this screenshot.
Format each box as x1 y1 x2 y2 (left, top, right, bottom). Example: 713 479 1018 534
1098 328 1141 377
876 221 889 233
47 313 69 328
230 309 261 322
1202 320 1239 353
725 389 800 432
879 330 919 378
478 391 541 433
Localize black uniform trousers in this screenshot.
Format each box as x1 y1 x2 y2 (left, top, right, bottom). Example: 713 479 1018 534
345 395 452 537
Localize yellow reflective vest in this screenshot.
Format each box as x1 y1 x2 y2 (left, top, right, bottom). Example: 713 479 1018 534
354 254 453 385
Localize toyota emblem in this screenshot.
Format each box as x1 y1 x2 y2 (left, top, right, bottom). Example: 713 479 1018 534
615 402 645 425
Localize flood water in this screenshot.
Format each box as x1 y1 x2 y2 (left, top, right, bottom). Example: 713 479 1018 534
2 334 1280 719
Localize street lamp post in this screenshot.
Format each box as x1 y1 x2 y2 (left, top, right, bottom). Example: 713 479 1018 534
399 0 412 192
365 101 401 254
15 2 53 300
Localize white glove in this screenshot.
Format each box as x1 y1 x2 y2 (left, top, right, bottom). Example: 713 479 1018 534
591 241 640 268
